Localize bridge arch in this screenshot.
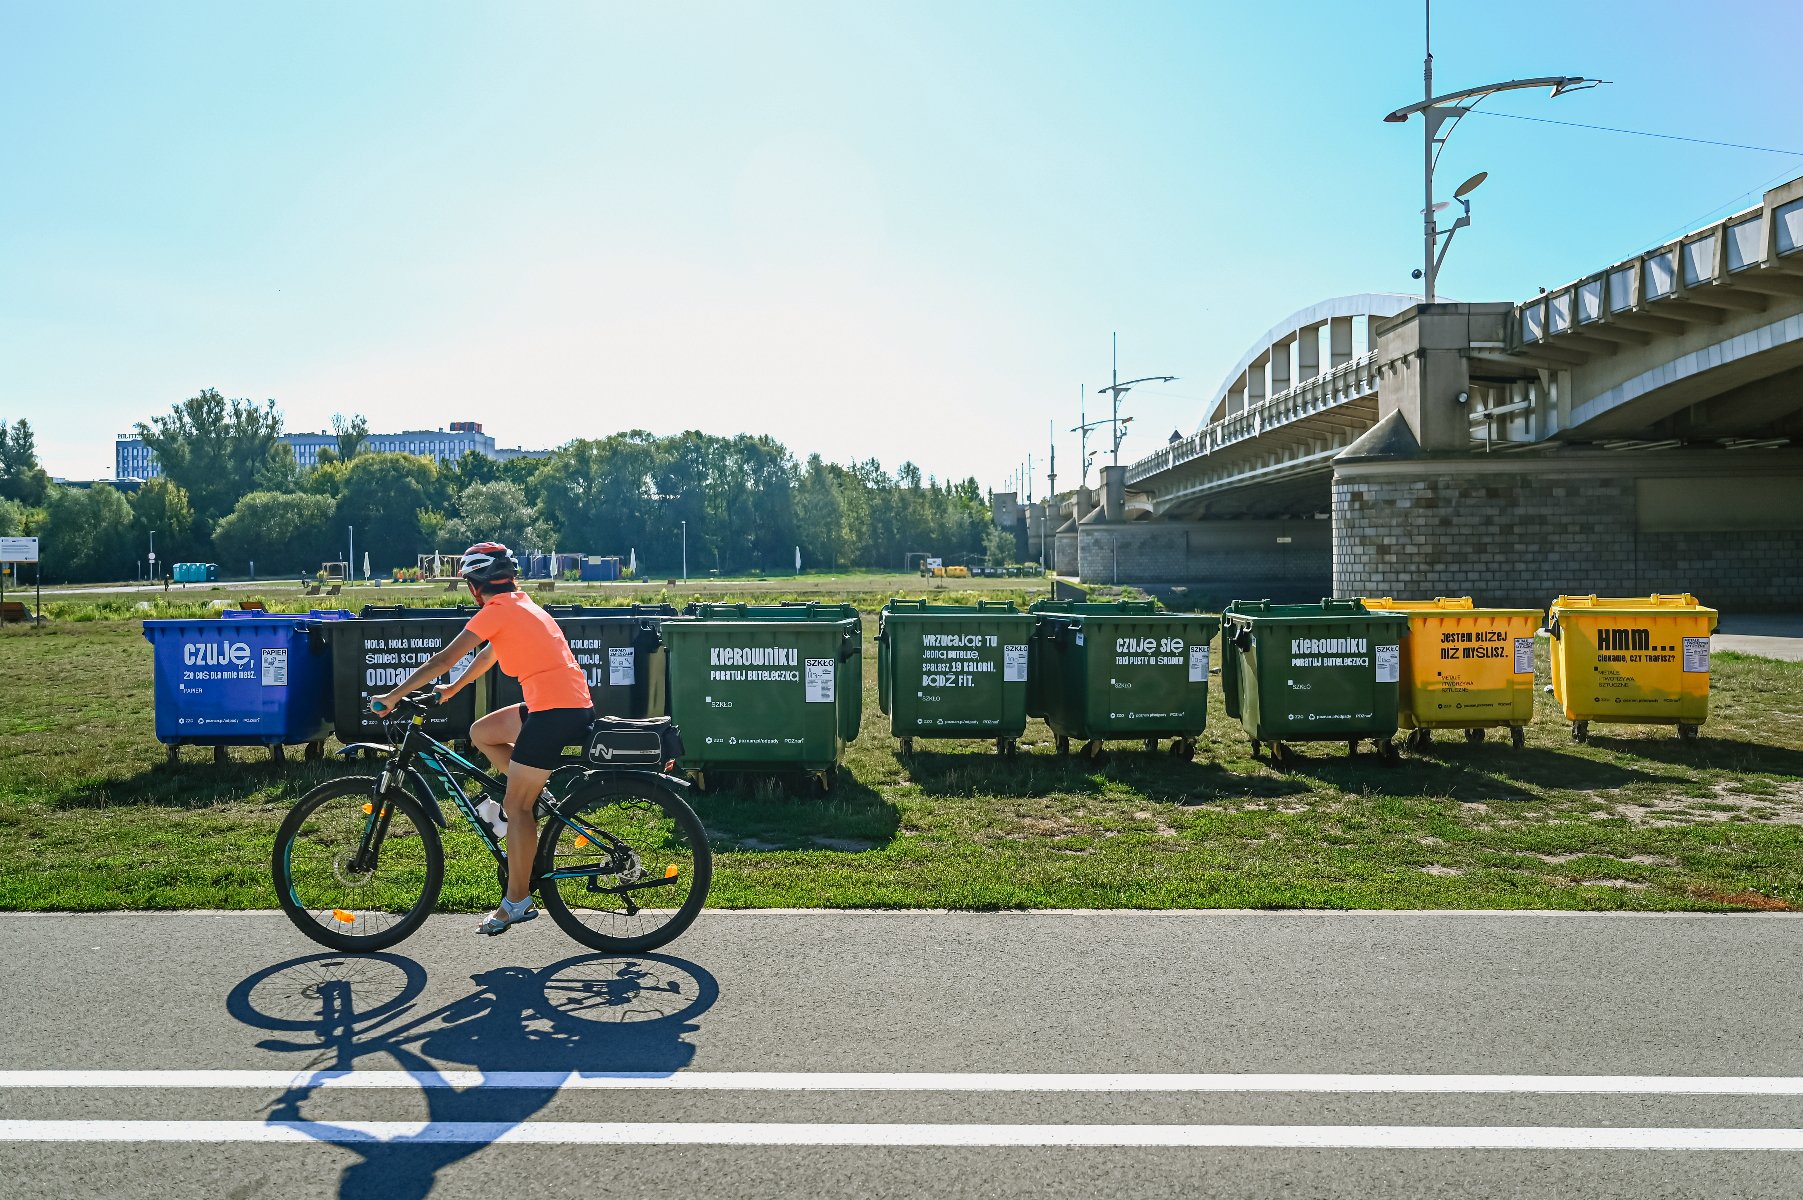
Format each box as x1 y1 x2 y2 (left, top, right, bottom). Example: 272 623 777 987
1202 293 1418 429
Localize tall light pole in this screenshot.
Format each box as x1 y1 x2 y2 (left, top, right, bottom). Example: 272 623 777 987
148 529 157 583
681 520 687 582
1384 0 1602 301
1095 332 1175 467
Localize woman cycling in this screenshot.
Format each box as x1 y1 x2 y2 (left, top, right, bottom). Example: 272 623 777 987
373 542 593 936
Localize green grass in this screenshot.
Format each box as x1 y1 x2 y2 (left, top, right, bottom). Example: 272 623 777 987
2 619 1801 913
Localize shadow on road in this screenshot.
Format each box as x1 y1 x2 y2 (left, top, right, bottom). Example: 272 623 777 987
227 949 718 1200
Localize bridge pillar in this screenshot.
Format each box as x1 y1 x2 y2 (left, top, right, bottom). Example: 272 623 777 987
1296 323 1321 383
1372 303 1513 452
1329 316 1354 369
1100 466 1127 522
1073 518 1330 596
1332 442 1803 611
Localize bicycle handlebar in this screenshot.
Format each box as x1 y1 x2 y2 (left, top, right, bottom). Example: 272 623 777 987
370 689 442 717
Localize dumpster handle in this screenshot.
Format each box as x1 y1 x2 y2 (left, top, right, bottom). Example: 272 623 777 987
1230 625 1253 652
1546 615 1560 640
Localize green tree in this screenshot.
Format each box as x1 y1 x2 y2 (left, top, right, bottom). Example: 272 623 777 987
333 453 439 572
0 419 50 506
793 454 843 569
135 390 287 523
0 496 22 537
441 480 549 553
537 434 659 556
212 491 339 576
332 413 370 461
129 477 196 567
40 484 135 582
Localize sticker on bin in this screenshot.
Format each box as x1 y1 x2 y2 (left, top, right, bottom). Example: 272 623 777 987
1188 644 1209 682
1514 637 1534 675
1682 637 1710 674
1375 644 1400 683
260 648 288 687
608 646 635 686
804 658 835 703
1003 644 1028 683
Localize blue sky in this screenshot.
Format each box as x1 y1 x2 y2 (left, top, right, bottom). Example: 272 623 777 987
5 0 1800 488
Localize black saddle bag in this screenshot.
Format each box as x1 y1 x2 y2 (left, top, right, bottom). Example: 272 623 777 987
583 715 684 768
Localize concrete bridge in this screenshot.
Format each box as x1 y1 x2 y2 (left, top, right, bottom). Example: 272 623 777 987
1024 174 1803 609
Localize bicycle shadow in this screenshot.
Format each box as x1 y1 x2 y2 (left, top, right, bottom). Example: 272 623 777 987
227 949 718 1200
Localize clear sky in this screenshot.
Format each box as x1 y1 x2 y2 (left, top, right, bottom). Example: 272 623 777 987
5 0 1800 489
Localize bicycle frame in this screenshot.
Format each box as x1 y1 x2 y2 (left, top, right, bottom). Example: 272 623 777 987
347 711 686 899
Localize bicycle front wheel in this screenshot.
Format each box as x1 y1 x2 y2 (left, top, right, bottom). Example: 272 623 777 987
535 773 712 953
273 776 444 952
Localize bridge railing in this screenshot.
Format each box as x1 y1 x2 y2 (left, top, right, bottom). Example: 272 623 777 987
1128 350 1380 484
1514 190 1803 346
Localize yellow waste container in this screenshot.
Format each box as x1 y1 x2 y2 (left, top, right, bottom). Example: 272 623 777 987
1547 594 1717 743
1359 597 1543 750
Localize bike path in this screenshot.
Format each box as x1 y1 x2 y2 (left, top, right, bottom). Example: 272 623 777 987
2 911 1800 1198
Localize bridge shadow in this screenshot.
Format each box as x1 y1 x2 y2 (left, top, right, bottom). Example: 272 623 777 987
227 950 717 1200
1259 744 1692 803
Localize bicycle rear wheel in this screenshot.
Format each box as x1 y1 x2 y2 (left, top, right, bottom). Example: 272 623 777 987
535 773 712 953
273 776 443 952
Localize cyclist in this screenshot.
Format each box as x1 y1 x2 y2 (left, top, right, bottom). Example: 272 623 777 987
373 542 593 936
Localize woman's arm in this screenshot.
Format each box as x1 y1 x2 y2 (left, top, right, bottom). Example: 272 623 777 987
437 643 496 701
373 629 485 714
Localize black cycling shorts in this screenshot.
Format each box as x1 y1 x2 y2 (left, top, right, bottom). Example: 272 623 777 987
510 704 595 770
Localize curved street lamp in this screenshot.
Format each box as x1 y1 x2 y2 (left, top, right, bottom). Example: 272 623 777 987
1383 3 1603 301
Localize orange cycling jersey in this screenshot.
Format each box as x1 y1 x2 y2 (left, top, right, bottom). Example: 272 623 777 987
464 591 591 712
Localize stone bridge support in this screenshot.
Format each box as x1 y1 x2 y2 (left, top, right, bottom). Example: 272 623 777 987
1332 444 1803 610
1072 517 1330 601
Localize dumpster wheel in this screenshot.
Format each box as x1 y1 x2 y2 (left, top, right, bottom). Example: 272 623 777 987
1510 726 1527 751
1268 742 1291 769
1378 739 1402 767
1083 739 1104 762
898 737 914 756
1170 737 1197 762
811 769 836 797
996 737 1018 758
1144 738 1159 754
213 745 229 766
165 744 180 767
1678 723 1700 743
1056 736 1071 757
305 740 325 761
1465 728 1486 745
270 744 286 765
1571 720 1589 744
1404 728 1431 752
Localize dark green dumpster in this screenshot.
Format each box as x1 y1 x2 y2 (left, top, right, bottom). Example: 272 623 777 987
322 605 486 745
487 603 676 718
1030 601 1221 760
877 600 1033 755
1220 599 1408 766
684 603 863 743
665 604 863 791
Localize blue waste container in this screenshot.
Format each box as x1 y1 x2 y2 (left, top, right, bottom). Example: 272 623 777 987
143 616 335 764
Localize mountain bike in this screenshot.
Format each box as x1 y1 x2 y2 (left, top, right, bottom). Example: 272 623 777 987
272 692 711 954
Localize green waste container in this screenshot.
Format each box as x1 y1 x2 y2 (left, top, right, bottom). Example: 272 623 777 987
487 604 676 718
1030 601 1220 761
666 605 863 790
877 599 1033 755
684 603 863 743
321 605 488 745
1220 599 1408 766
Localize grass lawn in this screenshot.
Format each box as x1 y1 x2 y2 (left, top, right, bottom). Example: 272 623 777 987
2 611 1801 913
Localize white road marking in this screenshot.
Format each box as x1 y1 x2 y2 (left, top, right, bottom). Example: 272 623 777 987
3 1120 1803 1148
4 1071 1803 1095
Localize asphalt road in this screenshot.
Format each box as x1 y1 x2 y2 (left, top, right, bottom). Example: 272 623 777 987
3 910 1801 1198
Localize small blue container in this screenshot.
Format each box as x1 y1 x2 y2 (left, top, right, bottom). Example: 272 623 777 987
143 617 334 754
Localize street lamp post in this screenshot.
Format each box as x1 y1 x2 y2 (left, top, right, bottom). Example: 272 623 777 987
148 529 157 584
1095 333 1175 468
681 521 687 582
1384 1 1602 301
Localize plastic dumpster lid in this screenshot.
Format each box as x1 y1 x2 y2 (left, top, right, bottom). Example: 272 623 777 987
1224 598 1406 622
1550 594 1704 610
881 599 1023 615
1029 599 1161 615
357 604 480 619
1356 596 1475 611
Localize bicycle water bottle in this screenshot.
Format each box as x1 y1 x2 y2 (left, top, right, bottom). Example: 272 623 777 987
476 798 509 840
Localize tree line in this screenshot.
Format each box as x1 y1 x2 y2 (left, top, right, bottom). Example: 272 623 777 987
1 391 1017 583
